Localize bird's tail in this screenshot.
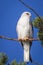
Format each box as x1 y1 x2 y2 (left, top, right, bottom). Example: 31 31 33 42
23 42 31 62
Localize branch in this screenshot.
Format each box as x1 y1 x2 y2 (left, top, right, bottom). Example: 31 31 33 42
19 0 42 22
0 36 39 42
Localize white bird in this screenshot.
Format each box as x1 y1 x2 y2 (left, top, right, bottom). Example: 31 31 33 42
16 11 33 63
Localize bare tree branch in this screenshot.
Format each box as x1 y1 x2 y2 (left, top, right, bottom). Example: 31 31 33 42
0 36 40 42
0 36 18 41
19 0 42 22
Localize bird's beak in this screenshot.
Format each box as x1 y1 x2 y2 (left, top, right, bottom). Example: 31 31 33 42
26 13 29 15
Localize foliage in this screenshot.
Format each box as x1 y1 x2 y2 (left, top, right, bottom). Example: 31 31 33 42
0 52 8 65
11 60 18 65
33 17 43 29
0 52 26 65
33 17 40 28
11 60 26 65
38 31 43 46
33 17 43 46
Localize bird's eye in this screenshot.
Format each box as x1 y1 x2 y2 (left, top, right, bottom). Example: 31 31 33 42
26 13 29 15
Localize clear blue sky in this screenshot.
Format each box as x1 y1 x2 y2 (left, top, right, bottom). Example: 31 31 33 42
0 0 43 65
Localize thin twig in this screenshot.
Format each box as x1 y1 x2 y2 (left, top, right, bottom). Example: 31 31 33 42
0 36 18 41
19 0 42 22
0 36 39 42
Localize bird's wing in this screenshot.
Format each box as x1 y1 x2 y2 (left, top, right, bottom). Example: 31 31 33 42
28 22 33 47
29 22 33 38
21 41 23 47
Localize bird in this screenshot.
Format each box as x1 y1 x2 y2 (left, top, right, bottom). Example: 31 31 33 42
16 11 33 63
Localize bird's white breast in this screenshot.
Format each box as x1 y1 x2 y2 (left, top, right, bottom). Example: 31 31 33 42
16 16 30 39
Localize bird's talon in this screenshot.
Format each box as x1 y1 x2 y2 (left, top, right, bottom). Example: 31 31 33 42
18 38 22 41
24 37 29 41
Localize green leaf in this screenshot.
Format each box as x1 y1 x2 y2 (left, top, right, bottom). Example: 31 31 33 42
33 17 43 29
11 60 26 65
38 32 43 41
0 53 8 64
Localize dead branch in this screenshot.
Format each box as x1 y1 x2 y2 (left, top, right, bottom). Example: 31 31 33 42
0 36 39 42
19 0 42 22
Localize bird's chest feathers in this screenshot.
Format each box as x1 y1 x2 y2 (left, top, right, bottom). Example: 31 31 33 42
18 17 30 28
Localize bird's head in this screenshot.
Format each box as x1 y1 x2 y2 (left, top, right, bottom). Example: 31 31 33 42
21 11 31 17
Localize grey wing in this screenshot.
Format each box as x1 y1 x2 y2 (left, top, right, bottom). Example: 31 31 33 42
29 22 33 47
29 22 33 38
21 41 23 47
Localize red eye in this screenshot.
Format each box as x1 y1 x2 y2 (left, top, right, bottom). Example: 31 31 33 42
26 13 29 15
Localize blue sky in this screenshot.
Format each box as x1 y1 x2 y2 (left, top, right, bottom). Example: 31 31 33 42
0 0 43 65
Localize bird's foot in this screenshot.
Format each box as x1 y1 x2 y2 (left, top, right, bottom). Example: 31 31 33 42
18 37 29 42
18 38 22 41
24 37 29 42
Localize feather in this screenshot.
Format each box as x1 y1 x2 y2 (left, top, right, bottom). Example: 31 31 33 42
21 41 23 47
16 11 33 62
23 42 31 62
